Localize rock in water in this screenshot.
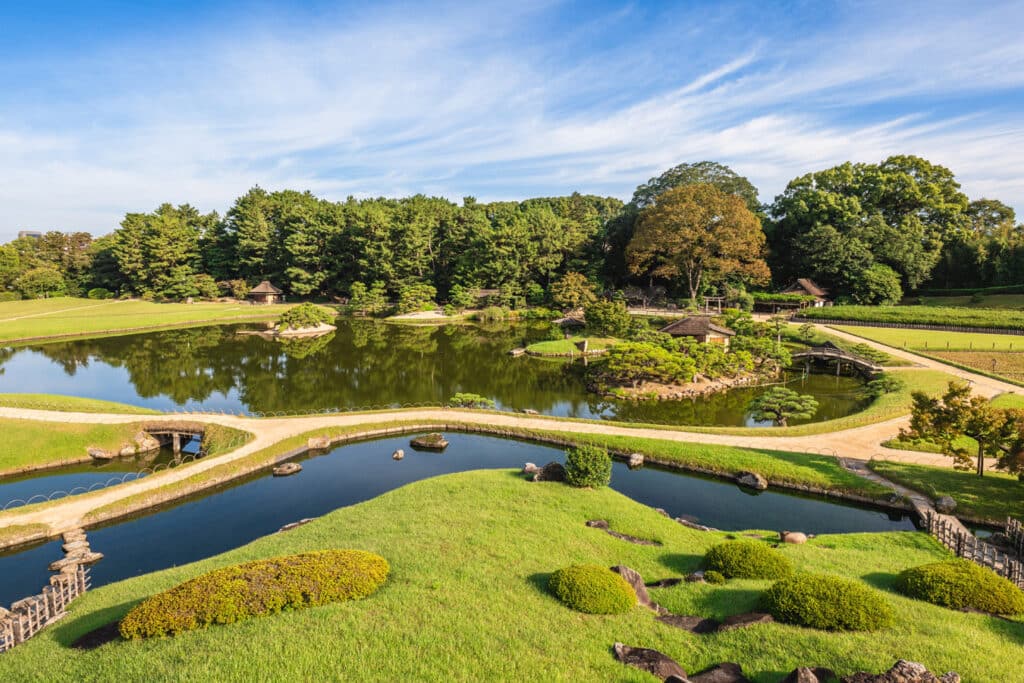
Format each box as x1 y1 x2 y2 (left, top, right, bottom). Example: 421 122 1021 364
87 447 115 461
392 449 405 460
627 452 644 469
307 436 331 450
735 471 768 491
134 431 161 453
272 462 302 477
612 643 687 680
410 433 449 450
610 565 650 607
780 530 808 544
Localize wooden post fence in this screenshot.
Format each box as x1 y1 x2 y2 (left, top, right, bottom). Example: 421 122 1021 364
924 512 1024 588
0 566 90 653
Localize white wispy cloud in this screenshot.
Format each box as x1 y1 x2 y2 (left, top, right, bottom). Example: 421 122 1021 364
0 0 1021 239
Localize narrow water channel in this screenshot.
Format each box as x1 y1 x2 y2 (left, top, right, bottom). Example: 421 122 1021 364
0 433 915 607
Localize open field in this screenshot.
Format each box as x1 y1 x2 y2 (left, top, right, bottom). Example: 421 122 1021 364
929 351 1024 382
867 461 1024 524
0 298 293 344
1 470 1018 682
801 305 1024 331
832 325 1024 351
913 293 1024 309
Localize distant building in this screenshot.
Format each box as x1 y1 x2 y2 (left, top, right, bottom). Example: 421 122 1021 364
659 316 735 347
780 278 831 307
17 231 43 240
247 281 285 305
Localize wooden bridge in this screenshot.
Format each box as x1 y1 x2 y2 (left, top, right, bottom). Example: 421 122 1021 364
790 343 884 376
142 422 205 455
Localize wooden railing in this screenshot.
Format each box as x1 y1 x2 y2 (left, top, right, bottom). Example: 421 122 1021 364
924 512 1024 587
1007 518 1024 559
0 566 90 653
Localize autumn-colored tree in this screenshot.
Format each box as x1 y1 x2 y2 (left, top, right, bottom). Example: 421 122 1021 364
550 271 597 312
627 184 770 304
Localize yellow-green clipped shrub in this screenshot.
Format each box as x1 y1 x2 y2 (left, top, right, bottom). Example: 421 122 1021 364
895 559 1024 615
119 550 389 639
703 541 793 579
704 570 727 584
762 573 895 631
548 564 636 614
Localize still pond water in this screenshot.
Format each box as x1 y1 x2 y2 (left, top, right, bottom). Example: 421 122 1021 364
0 320 867 425
0 433 915 607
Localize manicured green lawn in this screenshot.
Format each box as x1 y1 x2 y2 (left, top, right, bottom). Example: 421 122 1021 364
915 294 1024 309
832 325 1024 351
526 336 617 355
868 461 1024 524
0 298 293 344
0 393 160 414
2 471 1018 681
803 305 1024 331
0 418 146 476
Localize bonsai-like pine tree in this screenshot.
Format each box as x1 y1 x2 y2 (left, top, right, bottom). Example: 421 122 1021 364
748 387 819 426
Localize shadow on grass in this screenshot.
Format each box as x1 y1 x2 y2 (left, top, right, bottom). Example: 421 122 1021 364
683 587 765 619
861 571 900 592
984 612 1024 645
658 552 703 574
526 572 553 598
52 600 137 649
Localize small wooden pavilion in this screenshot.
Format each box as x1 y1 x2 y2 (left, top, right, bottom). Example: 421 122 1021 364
247 281 285 305
659 316 735 347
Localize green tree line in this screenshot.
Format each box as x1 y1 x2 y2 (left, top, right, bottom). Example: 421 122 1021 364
2 157 1020 304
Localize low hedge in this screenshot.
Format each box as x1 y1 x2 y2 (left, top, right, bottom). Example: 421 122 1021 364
704 570 727 584
762 573 895 631
703 541 793 580
548 564 636 614
895 559 1024 615
119 549 389 639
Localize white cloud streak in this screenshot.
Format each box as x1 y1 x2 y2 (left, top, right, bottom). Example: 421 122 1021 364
0 1 1022 239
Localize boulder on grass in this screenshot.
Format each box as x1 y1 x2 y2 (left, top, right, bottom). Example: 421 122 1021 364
307 436 331 450
134 431 161 453
87 447 115 461
610 565 650 607
934 496 957 514
612 643 686 680
841 659 960 683
781 667 838 683
532 461 566 482
735 471 768 491
522 462 539 475
687 662 751 683
780 530 808 544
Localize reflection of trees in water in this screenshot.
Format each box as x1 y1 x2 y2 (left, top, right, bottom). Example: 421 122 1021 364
18 322 865 424
276 332 335 360
0 346 12 375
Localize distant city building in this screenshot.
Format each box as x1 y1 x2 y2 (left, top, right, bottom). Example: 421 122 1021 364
17 231 43 240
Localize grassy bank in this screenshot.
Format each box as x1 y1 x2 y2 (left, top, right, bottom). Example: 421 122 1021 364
867 461 1024 524
525 336 617 355
0 298 292 344
1 471 1018 681
0 394 160 414
0 418 149 476
832 325 1024 352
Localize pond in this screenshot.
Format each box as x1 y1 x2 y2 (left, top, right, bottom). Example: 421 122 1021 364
0 320 868 426
0 433 916 607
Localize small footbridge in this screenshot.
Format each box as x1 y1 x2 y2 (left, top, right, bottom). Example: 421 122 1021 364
790 342 884 377
142 422 205 455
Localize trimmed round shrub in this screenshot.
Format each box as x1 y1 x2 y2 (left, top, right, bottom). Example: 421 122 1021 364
762 573 895 631
703 541 793 579
704 570 727 584
564 445 612 488
119 550 389 639
895 559 1024 615
87 287 113 300
276 303 335 331
548 564 636 614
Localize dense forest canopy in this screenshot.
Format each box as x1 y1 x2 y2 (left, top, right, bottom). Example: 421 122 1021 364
2 157 1021 305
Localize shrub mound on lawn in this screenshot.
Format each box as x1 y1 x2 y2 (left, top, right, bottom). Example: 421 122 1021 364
762 573 895 631
547 564 636 614
119 549 389 639
895 559 1024 615
704 570 727 584
703 540 793 579
564 445 612 488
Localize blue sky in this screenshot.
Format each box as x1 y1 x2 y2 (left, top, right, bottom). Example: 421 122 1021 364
1 0 1022 239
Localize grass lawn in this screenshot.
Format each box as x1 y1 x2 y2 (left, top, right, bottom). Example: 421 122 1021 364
1 470 1018 681
914 294 1024 309
526 336 617 355
0 393 160 414
831 325 1024 351
868 460 1024 524
0 298 293 344
0 418 147 476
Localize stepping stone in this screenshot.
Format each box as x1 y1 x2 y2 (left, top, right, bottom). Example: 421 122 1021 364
656 614 721 634
613 643 687 680
717 612 774 631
